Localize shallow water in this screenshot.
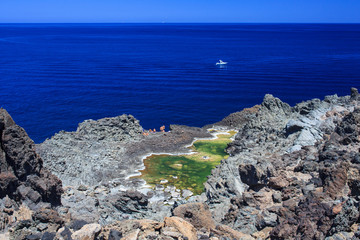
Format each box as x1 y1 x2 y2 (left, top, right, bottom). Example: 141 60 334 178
136 131 235 195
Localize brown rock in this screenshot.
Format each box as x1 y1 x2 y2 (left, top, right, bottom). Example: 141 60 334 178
268 176 289 190
271 197 333 239
98 219 163 240
32 208 64 225
161 226 183 238
252 227 273 239
332 202 344 215
121 229 140 240
320 162 349 199
71 223 101 240
214 224 254 239
172 203 215 230
164 216 197 240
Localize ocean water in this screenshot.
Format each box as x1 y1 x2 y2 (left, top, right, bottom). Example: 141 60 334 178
0 23 359 143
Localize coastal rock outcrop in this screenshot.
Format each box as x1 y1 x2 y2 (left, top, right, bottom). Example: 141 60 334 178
3 88 360 239
205 88 360 238
38 115 212 187
0 108 63 233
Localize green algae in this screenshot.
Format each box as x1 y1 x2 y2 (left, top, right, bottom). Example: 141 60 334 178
134 130 236 195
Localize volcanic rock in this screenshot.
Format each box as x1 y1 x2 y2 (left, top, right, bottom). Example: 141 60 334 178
172 203 215 230
0 108 63 233
38 115 212 187
4 88 360 239
205 88 360 238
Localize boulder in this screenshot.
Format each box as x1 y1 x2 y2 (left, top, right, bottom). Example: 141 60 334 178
71 223 101 240
329 198 359 235
336 108 360 145
164 217 197 240
110 190 148 214
285 119 309 135
172 203 215 230
0 109 63 206
239 162 274 189
350 87 360 100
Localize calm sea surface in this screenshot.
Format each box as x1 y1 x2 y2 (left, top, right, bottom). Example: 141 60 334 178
0 23 359 143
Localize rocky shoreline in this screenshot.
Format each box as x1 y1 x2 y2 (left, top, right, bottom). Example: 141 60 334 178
1 88 360 239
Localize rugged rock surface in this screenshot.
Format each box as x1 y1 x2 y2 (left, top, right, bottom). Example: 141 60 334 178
205 88 360 239
0 108 63 233
2 88 360 240
38 115 212 187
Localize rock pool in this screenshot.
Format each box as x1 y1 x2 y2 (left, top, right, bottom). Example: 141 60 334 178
134 130 236 195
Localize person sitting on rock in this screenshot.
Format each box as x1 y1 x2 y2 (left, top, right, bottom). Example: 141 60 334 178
160 125 165 132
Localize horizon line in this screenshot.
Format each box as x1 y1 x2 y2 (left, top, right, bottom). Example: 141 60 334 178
1 22 360 24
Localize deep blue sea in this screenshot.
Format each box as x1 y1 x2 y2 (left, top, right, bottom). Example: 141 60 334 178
0 23 359 143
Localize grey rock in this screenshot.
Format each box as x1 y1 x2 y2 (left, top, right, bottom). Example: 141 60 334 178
108 229 123 240
41 232 56 240
330 198 359 235
38 115 211 187
325 232 355 240
351 87 359 100
182 189 193 199
285 119 309 135
262 94 292 114
68 219 88 231
111 190 148 214
256 210 278 229
272 192 282 203
294 128 321 146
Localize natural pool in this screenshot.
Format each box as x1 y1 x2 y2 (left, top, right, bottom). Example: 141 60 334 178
134 130 236 195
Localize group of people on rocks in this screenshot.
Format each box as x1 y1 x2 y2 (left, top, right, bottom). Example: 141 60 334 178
142 125 166 136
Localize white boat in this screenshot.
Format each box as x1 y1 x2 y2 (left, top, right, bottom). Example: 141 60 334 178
216 60 228 65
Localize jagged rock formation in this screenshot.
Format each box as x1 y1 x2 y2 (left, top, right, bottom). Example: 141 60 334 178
0 109 63 233
37 114 143 187
38 115 211 187
35 114 212 228
205 88 360 239
2 88 360 240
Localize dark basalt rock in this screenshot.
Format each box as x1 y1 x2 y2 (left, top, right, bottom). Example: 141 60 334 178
238 163 274 189
0 109 63 207
336 108 360 145
58 227 73 240
0 109 63 235
111 190 149 214
270 197 334 239
67 219 89 231
41 232 56 240
0 172 19 198
329 198 359 235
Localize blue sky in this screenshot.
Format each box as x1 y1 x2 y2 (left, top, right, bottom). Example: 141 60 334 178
1 0 359 23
